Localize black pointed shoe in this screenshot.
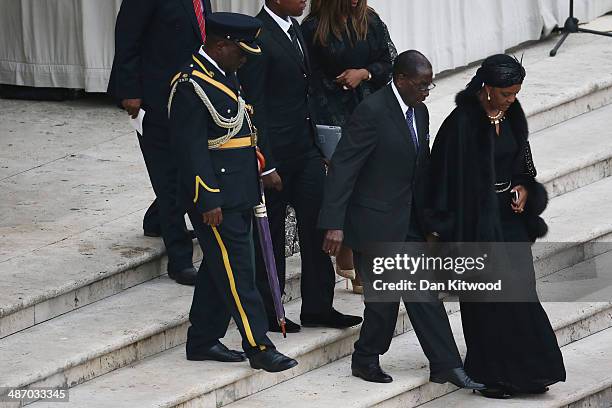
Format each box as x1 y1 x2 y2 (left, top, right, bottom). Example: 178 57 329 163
249 349 298 372
300 308 363 328
268 317 301 333
187 343 246 362
475 387 513 399
168 266 197 286
352 362 393 383
430 367 486 390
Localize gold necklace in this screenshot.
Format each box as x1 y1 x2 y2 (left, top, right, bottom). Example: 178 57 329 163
488 110 505 125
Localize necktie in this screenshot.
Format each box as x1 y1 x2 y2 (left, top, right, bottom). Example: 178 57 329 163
192 0 207 43
405 108 419 151
288 25 304 61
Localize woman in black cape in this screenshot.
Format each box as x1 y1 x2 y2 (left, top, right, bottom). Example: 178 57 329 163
426 55 566 399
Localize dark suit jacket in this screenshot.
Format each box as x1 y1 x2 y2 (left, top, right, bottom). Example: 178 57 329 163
238 7 318 171
169 52 260 214
318 84 431 250
108 0 212 124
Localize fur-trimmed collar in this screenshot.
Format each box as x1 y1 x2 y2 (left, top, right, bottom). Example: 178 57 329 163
455 88 530 142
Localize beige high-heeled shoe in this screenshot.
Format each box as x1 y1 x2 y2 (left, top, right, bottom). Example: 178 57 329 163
350 274 363 294
336 265 356 280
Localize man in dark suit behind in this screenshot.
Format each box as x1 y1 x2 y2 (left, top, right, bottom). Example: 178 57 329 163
238 0 361 333
108 0 212 285
319 51 485 389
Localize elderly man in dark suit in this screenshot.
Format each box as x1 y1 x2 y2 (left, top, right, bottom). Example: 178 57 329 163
319 51 485 390
108 0 213 286
238 0 361 333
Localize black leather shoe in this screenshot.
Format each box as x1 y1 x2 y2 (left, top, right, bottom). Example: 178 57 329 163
475 388 513 399
168 266 197 286
187 343 246 362
524 386 549 394
352 362 393 383
268 317 301 333
249 349 298 372
301 309 363 328
430 368 486 390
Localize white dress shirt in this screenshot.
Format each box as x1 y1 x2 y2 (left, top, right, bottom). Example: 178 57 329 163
198 47 226 76
391 81 418 138
263 4 304 55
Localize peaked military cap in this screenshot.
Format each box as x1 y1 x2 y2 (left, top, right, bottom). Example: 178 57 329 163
206 12 262 55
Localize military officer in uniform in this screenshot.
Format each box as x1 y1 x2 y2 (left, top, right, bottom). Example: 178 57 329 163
168 12 298 372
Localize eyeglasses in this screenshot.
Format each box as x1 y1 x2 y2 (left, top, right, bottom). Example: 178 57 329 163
410 80 436 92
398 74 437 92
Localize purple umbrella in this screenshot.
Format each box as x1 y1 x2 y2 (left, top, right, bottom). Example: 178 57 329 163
253 181 287 337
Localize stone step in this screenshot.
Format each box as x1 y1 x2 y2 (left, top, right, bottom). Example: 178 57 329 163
416 327 612 408
21 246 612 408
0 271 347 396
3 34 611 341
531 103 612 198
538 250 612 303
2 165 609 399
0 211 181 339
534 176 612 279
15 285 445 408
221 300 612 408
0 223 306 339
0 233 603 402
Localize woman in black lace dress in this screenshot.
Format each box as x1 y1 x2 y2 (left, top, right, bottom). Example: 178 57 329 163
302 0 396 293
427 55 566 399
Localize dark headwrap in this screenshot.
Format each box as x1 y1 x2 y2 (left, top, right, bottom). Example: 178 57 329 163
466 54 526 94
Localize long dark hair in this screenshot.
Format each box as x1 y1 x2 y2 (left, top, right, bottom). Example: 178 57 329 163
308 0 375 46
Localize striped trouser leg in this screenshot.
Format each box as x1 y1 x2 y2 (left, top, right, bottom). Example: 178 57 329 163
188 209 274 355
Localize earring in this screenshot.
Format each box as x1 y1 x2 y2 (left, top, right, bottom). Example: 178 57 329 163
487 92 491 101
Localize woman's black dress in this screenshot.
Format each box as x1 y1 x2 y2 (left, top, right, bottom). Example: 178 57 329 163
301 12 396 127
460 120 566 392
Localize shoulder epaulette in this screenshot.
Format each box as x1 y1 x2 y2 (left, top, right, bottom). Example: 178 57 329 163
171 55 241 103
192 55 215 78
170 71 190 87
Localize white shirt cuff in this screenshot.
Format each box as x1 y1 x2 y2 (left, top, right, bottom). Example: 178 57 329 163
261 168 277 176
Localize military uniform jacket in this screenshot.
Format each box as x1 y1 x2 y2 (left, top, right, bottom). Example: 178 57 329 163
169 52 261 214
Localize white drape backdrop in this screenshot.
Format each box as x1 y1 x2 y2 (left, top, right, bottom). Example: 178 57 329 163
0 0 610 92
0 0 122 92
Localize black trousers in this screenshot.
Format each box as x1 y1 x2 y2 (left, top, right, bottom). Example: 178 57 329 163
254 147 335 319
352 235 463 376
186 209 274 356
138 117 193 273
